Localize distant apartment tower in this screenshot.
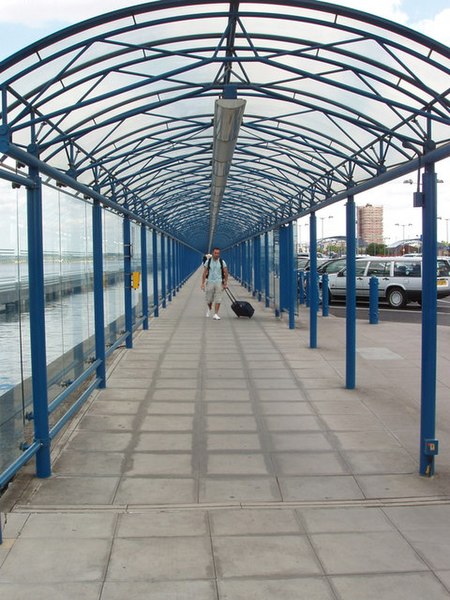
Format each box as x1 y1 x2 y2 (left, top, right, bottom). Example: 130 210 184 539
357 203 383 245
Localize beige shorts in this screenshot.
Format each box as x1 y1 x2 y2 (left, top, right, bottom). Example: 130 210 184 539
205 281 223 304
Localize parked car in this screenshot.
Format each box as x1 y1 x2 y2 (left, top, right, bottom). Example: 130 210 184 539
326 256 450 308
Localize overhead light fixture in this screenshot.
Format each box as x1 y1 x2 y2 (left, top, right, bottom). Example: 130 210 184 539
208 97 246 251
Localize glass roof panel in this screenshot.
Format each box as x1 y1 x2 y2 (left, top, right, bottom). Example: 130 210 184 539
0 0 448 251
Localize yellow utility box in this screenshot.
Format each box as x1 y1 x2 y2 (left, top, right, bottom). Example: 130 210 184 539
131 271 141 289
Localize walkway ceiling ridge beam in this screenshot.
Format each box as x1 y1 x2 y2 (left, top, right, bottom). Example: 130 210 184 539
2 142 200 251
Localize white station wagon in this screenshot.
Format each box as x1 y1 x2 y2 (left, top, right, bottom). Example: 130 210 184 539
328 256 450 308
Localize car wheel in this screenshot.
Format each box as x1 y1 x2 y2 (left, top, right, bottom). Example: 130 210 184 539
387 287 407 308
328 290 333 305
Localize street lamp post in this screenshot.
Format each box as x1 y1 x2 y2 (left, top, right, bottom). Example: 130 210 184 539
395 222 412 253
319 215 333 253
437 217 449 245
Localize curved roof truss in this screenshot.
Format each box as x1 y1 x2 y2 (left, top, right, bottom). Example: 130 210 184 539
0 0 449 251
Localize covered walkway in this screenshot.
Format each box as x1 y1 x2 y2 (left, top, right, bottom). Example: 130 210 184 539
1 276 450 598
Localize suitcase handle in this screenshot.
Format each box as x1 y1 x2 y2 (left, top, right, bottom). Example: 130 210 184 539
225 287 237 303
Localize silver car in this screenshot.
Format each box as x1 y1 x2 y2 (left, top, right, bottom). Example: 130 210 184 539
328 256 450 308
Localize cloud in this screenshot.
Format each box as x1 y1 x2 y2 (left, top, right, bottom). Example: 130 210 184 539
0 0 151 27
413 9 450 46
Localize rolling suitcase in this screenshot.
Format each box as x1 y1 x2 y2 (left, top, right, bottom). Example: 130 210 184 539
225 287 255 318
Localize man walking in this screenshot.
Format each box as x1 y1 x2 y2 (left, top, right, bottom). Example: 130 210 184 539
201 247 228 320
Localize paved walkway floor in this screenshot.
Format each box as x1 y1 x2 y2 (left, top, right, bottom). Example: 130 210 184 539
1 273 450 599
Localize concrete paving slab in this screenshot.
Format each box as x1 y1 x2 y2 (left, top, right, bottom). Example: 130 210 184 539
199 477 282 503
356 474 448 498
210 508 301 535
116 511 208 537
0 583 103 600
257 389 307 401
436 571 450 590
263 415 322 431
66 431 133 452
299 507 393 533
312 400 372 415
273 452 349 476
106 537 214 581
330 572 450 600
383 504 450 530
100 581 217 600
140 415 193 431
206 416 258 431
77 414 136 431
311 531 428 575
279 475 364 501
212 534 322 578
152 389 198 400
126 453 193 476
89 400 141 415
147 402 196 414
400 529 450 570
114 477 196 504
342 449 418 475
217 578 335 600
207 433 262 451
204 389 250 401
135 432 193 451
20 512 117 538
207 453 270 475
53 451 126 475
261 401 314 415
155 379 198 389
26 476 120 505
270 432 334 452
96 388 148 400
0 538 111 583
206 402 253 415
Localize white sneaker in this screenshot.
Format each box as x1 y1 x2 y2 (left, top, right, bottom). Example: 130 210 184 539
206 308 211 318
213 314 221 320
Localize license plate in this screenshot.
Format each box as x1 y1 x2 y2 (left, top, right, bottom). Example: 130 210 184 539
437 279 447 286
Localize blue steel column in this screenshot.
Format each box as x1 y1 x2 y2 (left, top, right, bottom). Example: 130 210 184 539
309 213 318 347
123 211 133 349
167 236 172 302
93 199 106 386
173 240 177 296
420 161 438 476
264 232 270 307
346 195 356 389
252 238 256 298
242 242 247 288
255 236 262 302
288 222 296 329
279 226 286 311
27 167 51 478
141 223 149 330
152 230 159 317
161 234 167 308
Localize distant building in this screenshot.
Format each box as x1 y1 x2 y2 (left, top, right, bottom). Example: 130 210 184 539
357 204 383 245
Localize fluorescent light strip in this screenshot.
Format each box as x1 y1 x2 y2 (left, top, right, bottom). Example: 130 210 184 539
208 98 246 251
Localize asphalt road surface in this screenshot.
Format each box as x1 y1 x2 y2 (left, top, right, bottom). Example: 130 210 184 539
327 296 450 326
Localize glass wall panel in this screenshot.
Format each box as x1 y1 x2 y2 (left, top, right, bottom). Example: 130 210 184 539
42 186 94 404
270 229 278 309
0 180 30 473
103 209 125 346
130 222 141 325
157 234 163 304
146 228 154 308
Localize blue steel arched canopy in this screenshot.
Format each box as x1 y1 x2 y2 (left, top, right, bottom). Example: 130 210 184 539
0 0 449 251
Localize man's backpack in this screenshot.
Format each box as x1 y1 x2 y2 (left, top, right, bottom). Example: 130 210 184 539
206 257 225 283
